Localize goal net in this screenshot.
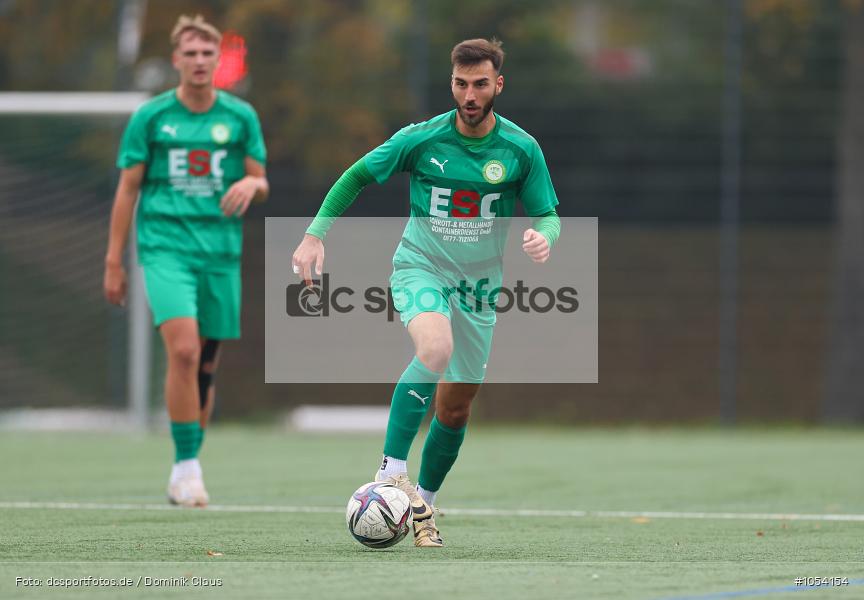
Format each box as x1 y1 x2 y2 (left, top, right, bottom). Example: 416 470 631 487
0 92 156 431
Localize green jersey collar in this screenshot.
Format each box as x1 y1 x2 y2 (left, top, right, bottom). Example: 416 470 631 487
173 88 222 116
450 109 501 146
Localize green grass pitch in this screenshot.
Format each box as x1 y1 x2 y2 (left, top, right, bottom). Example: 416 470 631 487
0 426 862 599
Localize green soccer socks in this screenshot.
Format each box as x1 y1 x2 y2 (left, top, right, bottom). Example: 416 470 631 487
418 416 466 493
171 420 201 463
382 356 441 460
195 426 206 456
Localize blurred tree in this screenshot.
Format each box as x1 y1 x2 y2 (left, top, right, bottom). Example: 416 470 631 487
221 0 415 179
0 0 117 90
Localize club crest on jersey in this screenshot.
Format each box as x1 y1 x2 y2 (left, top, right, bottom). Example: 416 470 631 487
482 160 506 184
211 123 230 144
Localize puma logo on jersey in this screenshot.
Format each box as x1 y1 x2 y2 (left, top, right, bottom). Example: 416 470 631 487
408 389 429 404
161 124 178 138
430 157 449 173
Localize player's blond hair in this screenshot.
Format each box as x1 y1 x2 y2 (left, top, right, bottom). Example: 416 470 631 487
171 14 222 47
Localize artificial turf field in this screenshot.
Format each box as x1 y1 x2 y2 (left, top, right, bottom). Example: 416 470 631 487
0 426 861 599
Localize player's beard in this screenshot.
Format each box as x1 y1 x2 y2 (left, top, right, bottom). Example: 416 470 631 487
456 94 495 127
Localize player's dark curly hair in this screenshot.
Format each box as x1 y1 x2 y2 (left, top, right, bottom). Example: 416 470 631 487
451 38 505 73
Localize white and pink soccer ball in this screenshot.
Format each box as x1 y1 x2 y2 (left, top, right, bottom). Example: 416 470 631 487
345 482 412 548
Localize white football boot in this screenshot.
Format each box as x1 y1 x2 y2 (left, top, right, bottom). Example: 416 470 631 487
374 471 442 547
167 459 209 508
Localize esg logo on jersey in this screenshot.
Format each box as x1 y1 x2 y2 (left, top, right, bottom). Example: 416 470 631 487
430 186 499 219
168 149 228 178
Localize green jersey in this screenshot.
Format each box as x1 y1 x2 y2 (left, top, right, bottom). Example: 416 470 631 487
117 89 266 270
364 110 558 279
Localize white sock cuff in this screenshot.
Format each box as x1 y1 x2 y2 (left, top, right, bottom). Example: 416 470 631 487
417 485 437 507
378 455 407 479
172 458 201 478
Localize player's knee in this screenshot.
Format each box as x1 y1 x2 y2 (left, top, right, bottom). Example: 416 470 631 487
169 343 200 371
438 403 471 429
417 337 453 372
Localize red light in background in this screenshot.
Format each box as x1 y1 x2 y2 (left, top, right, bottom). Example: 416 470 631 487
585 48 652 81
214 31 248 90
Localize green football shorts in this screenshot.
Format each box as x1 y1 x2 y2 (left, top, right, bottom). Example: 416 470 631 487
390 266 497 384
142 260 241 340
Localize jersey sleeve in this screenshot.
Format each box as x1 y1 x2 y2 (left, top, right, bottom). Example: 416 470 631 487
243 106 267 164
116 107 151 169
520 141 559 216
306 159 376 239
363 125 416 184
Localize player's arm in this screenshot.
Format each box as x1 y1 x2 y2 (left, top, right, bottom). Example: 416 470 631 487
520 139 560 264
103 163 145 306
522 209 560 264
220 157 269 217
292 158 376 285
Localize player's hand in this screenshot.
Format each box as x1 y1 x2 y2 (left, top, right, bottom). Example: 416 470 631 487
220 177 257 217
522 228 550 264
292 234 325 287
103 262 128 306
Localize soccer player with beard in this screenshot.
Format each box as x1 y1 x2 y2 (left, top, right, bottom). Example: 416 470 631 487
103 15 268 507
292 38 560 546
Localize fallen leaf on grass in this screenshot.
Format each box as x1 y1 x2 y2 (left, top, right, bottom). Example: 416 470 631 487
207 550 224 557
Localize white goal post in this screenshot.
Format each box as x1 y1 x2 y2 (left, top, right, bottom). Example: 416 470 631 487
0 92 149 115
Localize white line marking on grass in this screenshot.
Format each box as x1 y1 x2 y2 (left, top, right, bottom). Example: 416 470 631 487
444 508 864 522
0 502 338 514
583 510 864 523
2 502 864 522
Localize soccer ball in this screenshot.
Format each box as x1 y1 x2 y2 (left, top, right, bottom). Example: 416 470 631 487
346 482 412 548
